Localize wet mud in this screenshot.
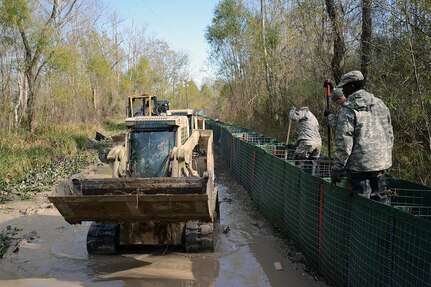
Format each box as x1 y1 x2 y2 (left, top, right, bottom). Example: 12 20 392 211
0 157 327 287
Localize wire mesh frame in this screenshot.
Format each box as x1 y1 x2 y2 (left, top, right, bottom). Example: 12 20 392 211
286 159 333 178
391 210 431 287
207 121 431 287
389 182 431 221
391 192 431 220
235 132 332 178
349 197 396 286
228 125 333 179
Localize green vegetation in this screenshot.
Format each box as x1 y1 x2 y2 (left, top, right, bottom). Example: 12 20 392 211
103 120 127 133
0 0 429 187
0 121 125 201
0 1 214 196
206 0 431 186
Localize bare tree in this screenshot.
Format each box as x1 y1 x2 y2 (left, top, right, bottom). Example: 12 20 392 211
361 0 372 79
10 0 78 130
325 0 345 83
260 0 272 95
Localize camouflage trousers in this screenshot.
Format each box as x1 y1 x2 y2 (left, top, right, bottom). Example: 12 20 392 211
348 171 390 205
294 140 321 160
294 140 321 175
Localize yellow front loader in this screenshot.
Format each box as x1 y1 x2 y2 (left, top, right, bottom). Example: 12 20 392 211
49 94 218 254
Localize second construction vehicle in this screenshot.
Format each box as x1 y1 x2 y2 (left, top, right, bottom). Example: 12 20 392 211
49 94 218 254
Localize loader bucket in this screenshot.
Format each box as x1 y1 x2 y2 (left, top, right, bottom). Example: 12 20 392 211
48 177 216 224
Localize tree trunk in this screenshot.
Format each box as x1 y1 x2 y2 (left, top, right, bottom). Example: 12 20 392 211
325 0 346 83
15 71 28 128
24 66 37 131
16 0 73 131
93 85 98 116
361 0 372 80
261 0 271 94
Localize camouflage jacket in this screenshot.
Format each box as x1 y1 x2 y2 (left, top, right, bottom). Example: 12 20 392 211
328 114 337 128
289 108 322 145
327 103 346 128
332 89 394 172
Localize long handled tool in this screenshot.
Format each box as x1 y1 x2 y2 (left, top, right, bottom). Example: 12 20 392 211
324 79 332 159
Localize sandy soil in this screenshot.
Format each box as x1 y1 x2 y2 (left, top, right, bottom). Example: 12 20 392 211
0 157 328 287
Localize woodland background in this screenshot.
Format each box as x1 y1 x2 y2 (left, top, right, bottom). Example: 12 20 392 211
0 0 430 186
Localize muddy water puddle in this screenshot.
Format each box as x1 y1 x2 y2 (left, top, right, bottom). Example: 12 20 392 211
0 161 326 287
0 210 219 286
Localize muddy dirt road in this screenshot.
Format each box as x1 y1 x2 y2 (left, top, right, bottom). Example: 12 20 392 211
0 156 327 287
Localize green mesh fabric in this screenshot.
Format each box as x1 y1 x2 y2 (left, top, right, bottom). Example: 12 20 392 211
251 146 265 208
298 171 322 266
207 120 431 287
283 162 301 244
391 208 431 286
257 152 284 227
349 196 395 286
321 181 352 286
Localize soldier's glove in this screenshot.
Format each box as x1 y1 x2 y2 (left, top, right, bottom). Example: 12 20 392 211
324 109 332 117
330 168 343 184
323 80 334 91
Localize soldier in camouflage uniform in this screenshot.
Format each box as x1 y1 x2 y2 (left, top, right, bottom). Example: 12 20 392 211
324 88 346 128
331 71 394 205
289 107 322 164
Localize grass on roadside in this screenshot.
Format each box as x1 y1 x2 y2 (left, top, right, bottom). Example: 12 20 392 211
0 120 126 201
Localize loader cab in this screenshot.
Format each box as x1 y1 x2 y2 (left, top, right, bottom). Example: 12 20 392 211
127 94 159 117
125 117 188 178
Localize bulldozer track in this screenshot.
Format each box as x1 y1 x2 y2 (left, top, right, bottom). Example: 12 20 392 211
184 221 214 252
86 222 119 255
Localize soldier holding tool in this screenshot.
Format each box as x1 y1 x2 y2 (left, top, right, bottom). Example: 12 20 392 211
330 70 394 205
324 88 346 128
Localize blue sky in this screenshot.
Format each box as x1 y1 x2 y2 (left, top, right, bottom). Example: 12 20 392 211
106 0 219 85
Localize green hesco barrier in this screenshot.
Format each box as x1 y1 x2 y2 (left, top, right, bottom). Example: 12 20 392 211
349 196 395 286
321 181 352 286
238 141 250 189
258 152 285 228
230 137 241 181
221 127 232 167
283 162 302 244
207 120 431 287
298 170 322 267
252 147 266 209
391 207 431 286
270 155 287 229
236 141 252 192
